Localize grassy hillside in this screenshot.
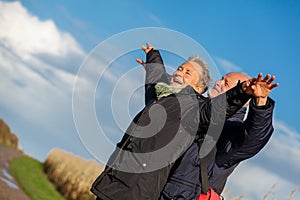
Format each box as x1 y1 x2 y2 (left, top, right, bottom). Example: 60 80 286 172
9 156 66 200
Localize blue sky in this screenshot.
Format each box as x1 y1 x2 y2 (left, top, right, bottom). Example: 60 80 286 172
0 0 300 199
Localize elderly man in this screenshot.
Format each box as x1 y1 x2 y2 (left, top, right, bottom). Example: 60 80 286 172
138 44 278 199
91 43 261 200
207 72 277 195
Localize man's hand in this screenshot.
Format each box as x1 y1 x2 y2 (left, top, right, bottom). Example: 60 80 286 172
142 42 155 53
243 73 279 106
251 73 279 97
136 42 156 68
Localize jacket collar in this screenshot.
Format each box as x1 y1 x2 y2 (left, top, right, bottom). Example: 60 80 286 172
178 85 203 100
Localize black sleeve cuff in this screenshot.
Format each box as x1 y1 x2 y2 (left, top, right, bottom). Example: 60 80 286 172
250 97 275 110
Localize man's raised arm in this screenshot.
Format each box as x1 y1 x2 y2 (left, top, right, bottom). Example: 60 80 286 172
136 43 169 105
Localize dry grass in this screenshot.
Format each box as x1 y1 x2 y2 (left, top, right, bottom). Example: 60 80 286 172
43 148 104 200
288 188 298 200
263 183 278 200
43 148 298 200
223 183 298 200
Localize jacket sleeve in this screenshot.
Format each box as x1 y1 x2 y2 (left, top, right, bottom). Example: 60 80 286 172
144 49 170 106
202 81 251 127
216 97 275 168
183 82 251 139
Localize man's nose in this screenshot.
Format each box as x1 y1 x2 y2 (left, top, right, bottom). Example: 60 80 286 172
175 70 184 77
215 79 222 87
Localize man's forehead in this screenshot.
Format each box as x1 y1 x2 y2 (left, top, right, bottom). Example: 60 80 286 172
179 62 201 71
224 72 247 82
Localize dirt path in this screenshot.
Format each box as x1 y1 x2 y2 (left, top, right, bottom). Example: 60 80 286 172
0 145 31 200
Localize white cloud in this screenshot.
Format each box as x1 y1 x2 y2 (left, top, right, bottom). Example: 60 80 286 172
0 45 74 120
260 120 300 184
214 56 242 73
223 119 300 199
0 1 84 58
0 0 84 126
274 120 300 146
0 1 145 161
147 13 165 27
225 162 299 200
0 1 87 160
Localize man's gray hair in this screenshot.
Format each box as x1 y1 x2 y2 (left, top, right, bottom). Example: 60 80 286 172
188 55 212 92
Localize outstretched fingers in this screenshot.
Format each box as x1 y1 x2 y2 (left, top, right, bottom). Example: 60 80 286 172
141 45 147 52
267 75 276 84
262 73 270 82
146 42 154 49
270 82 279 90
257 73 263 82
262 74 279 89
245 72 279 97
257 73 278 85
141 42 155 53
255 72 279 92
139 42 155 67
136 58 146 69
136 58 144 65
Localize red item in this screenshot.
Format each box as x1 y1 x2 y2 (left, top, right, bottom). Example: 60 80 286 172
197 188 222 200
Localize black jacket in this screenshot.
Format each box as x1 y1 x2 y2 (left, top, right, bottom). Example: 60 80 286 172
210 97 275 194
159 99 274 199
143 49 275 199
149 60 275 199
91 49 251 200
